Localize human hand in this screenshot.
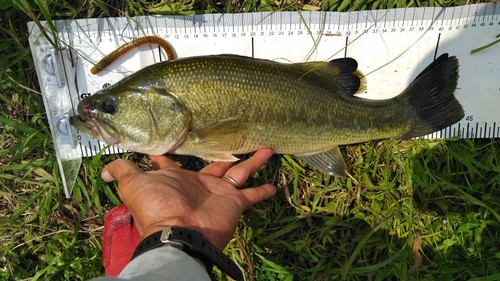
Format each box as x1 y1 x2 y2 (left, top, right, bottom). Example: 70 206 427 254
101 148 277 250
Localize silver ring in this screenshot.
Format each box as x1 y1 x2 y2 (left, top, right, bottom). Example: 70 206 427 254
223 175 240 188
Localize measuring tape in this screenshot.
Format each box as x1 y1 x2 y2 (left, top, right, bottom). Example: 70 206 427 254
28 3 499 197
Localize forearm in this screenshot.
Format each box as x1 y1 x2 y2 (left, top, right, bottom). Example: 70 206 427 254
91 247 211 281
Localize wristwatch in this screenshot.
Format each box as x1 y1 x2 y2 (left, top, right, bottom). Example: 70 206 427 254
131 226 243 281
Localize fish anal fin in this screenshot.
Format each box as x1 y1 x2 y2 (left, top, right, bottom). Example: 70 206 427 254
296 146 347 177
293 58 365 96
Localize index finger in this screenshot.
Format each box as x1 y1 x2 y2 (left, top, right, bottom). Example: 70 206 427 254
101 159 143 182
223 148 274 185
200 161 234 177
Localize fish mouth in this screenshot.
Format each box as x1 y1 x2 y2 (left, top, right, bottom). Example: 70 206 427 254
70 115 119 146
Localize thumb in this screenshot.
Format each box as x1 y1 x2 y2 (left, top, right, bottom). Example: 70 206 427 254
102 159 143 182
239 184 277 210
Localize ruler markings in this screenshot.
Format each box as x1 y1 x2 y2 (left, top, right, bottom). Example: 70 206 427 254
337 10 341 31
238 13 242 33
242 13 246 32
401 8 405 27
344 36 348 58
65 55 78 116
326 10 331 31
28 4 500 195
482 3 488 21
158 45 163 61
134 17 140 36
411 7 415 27
279 11 282 30
78 141 84 157
213 14 218 33
222 14 226 33
123 18 130 38
471 4 477 24
97 18 103 40
269 11 273 31
346 11 350 31
173 15 177 34
441 7 446 27
434 33 441 59
348 11 353 32
460 6 470 25
125 17 133 37
386 10 394 27
390 8 395 28
354 9 363 29
155 16 159 34
251 37 254 58
420 8 425 26
433 7 439 27
458 5 464 25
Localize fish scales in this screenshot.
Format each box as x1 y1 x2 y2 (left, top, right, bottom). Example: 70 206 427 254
71 54 463 175
130 56 412 155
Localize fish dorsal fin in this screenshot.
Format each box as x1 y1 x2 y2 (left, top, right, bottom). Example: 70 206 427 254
296 146 347 177
293 58 366 96
188 119 248 161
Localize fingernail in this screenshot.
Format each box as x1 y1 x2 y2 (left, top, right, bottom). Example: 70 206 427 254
101 170 115 182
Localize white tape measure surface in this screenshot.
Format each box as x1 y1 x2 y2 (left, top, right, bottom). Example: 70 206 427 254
28 3 500 196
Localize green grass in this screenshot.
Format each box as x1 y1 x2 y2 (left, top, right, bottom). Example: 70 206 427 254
1 0 499 280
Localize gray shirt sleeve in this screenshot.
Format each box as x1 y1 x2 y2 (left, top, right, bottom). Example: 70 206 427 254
91 246 211 281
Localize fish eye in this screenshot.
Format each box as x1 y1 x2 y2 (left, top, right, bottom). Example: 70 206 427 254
100 97 117 115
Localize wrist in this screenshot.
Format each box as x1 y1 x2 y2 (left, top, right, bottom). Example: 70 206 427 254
132 226 243 280
141 223 228 251
140 218 192 240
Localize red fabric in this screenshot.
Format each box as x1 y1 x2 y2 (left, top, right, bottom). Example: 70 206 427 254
103 204 141 276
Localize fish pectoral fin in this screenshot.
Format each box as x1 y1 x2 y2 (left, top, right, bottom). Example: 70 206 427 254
198 153 239 162
296 146 347 177
188 119 253 162
192 119 248 145
293 58 366 96
189 119 248 157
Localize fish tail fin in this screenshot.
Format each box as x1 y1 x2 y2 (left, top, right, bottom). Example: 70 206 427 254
398 53 464 138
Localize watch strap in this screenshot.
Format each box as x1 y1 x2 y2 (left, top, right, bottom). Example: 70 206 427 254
131 227 243 281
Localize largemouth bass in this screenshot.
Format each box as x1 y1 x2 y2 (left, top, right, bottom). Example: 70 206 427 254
71 53 464 176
